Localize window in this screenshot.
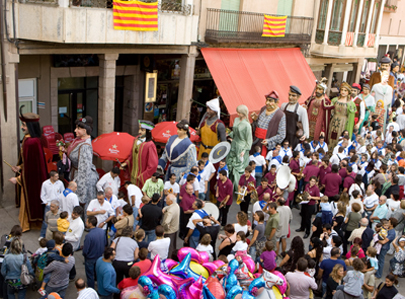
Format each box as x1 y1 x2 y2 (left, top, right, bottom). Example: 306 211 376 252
370 1 381 34
348 0 359 32
318 0 329 30
330 0 346 31
359 0 370 32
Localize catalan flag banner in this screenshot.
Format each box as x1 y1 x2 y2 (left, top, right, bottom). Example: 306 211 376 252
262 15 287 37
113 0 158 31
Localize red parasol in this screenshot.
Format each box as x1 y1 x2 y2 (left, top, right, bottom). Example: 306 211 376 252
92 132 135 162
152 121 200 143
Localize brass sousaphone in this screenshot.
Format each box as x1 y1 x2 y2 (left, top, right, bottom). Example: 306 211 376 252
276 165 297 193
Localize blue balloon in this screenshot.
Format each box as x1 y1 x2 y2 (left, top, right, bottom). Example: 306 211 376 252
202 285 216 299
226 285 243 299
158 284 176 299
228 259 239 274
241 291 255 299
170 252 206 283
138 276 159 299
224 273 238 293
249 277 265 293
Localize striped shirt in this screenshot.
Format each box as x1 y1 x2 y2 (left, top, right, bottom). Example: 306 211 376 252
77 287 99 299
257 108 286 150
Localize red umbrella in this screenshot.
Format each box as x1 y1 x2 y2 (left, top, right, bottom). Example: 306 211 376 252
92 132 135 162
152 121 199 143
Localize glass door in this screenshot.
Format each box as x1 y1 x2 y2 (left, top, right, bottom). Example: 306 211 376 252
58 92 84 135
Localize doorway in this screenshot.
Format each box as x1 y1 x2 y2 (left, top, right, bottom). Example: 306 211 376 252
58 77 98 138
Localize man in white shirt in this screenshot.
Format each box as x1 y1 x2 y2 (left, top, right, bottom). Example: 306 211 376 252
279 141 293 159
75 278 99 299
267 149 282 171
59 181 80 218
65 206 85 251
386 117 400 132
184 199 207 249
104 187 120 216
40 170 65 239
124 181 143 229
96 167 121 196
315 136 329 153
249 146 267 187
329 147 346 166
201 152 216 197
163 174 180 198
86 191 115 230
179 167 200 197
196 160 210 200
332 139 349 155
148 225 170 260
397 110 405 130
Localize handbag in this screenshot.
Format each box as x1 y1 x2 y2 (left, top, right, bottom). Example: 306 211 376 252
20 254 34 285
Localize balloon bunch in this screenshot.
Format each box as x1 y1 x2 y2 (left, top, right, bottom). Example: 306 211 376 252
120 247 289 299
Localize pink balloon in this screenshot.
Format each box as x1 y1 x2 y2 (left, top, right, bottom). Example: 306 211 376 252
212 260 225 268
202 262 218 276
199 251 210 264
273 270 287 294
187 275 204 298
241 256 255 274
142 255 182 293
165 259 178 270
177 247 201 263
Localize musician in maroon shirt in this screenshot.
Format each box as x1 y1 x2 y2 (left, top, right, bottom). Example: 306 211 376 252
338 160 348 180
319 157 331 190
302 160 321 184
289 151 301 207
343 165 356 193
216 170 234 226
296 176 320 238
264 165 277 190
257 177 272 201
238 166 256 214
179 184 196 239
322 164 341 201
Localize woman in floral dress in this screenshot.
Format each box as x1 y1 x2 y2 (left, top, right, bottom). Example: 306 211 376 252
66 116 99 211
390 236 405 279
327 82 357 151
227 105 253 191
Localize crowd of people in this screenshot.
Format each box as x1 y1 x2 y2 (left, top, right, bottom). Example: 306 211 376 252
2 55 405 299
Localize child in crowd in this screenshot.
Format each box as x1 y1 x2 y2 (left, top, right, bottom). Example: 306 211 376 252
53 231 65 254
337 258 364 297
363 246 378 284
259 241 277 272
345 246 359 267
57 211 70 234
304 258 316 299
320 196 333 225
232 231 248 258
196 234 214 261
132 248 152 275
33 238 48 257
373 222 386 254
134 229 148 250
117 266 141 290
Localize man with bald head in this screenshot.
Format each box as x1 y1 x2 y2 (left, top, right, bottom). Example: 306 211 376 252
348 218 369 242
59 181 79 218
76 278 98 299
162 194 180 257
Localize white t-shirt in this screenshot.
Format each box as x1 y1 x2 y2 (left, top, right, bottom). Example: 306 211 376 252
96 172 121 196
387 198 401 213
363 193 379 209
148 237 170 260
164 181 180 195
197 171 209 193
196 244 214 255
105 195 120 215
202 162 216 179
87 199 115 230
127 184 143 208
58 192 79 217
249 154 266 170
232 240 248 252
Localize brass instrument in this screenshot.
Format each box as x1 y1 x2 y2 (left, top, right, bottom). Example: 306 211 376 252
295 191 310 203
236 186 247 205
236 182 257 205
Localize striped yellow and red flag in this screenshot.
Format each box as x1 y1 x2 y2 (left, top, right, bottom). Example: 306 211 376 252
113 0 158 31
262 14 287 37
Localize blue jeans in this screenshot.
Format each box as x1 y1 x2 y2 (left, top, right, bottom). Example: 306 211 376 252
84 258 98 289
322 281 327 298
132 207 139 230
145 229 156 245
40 205 51 238
255 173 263 187
249 245 257 259
189 235 199 249
7 285 26 299
376 246 389 278
198 193 206 201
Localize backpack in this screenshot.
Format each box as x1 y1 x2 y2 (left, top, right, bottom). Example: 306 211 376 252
35 252 49 281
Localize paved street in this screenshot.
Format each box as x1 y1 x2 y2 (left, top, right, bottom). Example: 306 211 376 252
0 199 403 298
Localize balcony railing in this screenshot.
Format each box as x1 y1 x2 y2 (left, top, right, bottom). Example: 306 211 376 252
205 8 313 44
24 0 192 14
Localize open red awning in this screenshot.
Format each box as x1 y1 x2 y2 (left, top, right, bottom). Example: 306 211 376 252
201 47 317 125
